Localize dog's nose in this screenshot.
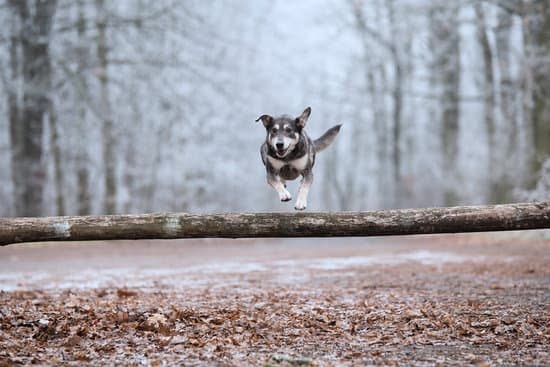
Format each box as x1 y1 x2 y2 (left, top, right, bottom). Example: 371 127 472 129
276 142 284 150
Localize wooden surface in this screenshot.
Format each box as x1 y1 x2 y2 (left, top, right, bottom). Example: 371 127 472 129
0 201 548 246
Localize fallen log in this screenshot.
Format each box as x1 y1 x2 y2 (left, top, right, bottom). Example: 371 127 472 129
0 201 548 246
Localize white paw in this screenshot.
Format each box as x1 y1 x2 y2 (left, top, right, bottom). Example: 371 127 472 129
294 198 307 211
279 189 292 202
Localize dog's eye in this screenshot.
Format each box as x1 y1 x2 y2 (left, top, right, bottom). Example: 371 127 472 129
271 128 278 134
285 127 292 133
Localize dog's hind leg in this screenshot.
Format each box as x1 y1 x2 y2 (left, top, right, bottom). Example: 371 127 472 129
294 171 313 210
267 173 292 202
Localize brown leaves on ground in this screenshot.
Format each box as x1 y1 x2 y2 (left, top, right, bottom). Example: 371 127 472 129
0 239 549 366
116 288 138 298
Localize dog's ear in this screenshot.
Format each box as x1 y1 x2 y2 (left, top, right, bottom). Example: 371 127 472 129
296 107 311 129
255 114 273 127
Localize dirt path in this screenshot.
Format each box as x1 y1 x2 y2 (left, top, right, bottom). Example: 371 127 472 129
1 231 549 366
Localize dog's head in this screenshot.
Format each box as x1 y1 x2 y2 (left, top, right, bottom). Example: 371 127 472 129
256 107 311 158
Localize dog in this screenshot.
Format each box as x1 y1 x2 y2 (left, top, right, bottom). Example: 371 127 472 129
256 107 341 210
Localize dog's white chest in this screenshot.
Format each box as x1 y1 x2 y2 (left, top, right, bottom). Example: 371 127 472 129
268 154 309 171
289 154 309 170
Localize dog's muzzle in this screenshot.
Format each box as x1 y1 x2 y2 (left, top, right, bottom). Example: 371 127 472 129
274 142 287 156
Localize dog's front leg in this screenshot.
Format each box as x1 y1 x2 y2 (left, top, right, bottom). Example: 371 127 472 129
267 173 292 202
295 171 313 210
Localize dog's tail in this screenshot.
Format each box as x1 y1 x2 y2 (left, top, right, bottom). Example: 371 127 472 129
314 124 342 152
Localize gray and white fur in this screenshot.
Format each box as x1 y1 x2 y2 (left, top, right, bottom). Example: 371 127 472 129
256 106 341 210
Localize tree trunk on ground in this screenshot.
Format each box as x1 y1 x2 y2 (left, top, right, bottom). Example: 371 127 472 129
8 0 58 217
0 201 548 246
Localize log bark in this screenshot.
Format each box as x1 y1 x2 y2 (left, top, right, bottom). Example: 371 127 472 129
0 202 548 246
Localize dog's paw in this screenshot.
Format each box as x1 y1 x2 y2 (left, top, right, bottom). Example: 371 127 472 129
279 190 292 202
294 199 307 211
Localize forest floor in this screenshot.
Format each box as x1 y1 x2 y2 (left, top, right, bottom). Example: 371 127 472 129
0 231 549 366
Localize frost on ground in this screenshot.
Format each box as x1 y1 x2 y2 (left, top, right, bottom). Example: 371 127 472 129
0 232 549 366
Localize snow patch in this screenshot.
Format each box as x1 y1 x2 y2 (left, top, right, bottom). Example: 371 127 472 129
271 251 475 270
0 251 483 291
51 221 71 238
163 214 181 235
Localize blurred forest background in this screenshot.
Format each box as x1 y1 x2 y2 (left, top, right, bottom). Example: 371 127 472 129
0 0 548 217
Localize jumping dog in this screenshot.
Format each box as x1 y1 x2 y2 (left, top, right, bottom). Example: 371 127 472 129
256 107 341 210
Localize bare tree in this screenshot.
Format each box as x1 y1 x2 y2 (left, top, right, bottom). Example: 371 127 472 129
521 0 550 189
351 0 409 208
6 13 19 216
429 2 461 205
495 5 518 201
48 94 65 215
76 0 91 215
386 0 404 207
475 3 500 203
7 0 58 217
95 0 117 214
351 2 390 208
